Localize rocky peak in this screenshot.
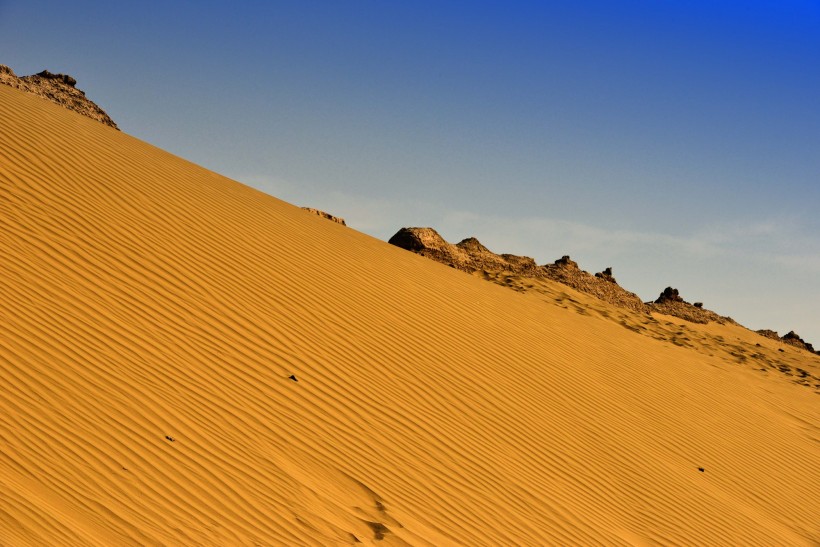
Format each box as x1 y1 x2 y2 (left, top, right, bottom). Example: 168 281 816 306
553 255 579 269
594 267 617 284
301 207 346 226
389 228 536 274
389 226 743 324
456 237 491 254
0 64 118 129
34 70 78 87
782 331 816 353
756 329 818 354
655 287 684 304
388 227 449 253
647 287 732 325
389 228 647 312
756 329 780 341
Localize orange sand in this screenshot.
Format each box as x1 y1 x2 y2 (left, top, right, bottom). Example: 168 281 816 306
1 84 818 545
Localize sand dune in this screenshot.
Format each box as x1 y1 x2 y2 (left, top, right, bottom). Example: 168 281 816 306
1 84 818 545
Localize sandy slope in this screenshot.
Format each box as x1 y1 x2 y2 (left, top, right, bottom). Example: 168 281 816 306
1 84 818 546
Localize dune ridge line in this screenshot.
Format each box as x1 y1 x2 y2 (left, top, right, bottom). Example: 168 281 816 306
1 83 819 545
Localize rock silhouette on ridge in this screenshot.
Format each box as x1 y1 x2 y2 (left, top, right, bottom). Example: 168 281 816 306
0 64 118 129
388 227 744 326
301 207 346 226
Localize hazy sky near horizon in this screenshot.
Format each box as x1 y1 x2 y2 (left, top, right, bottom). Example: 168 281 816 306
2 1 819 343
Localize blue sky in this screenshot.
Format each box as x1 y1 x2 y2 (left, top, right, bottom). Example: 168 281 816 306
2 1 819 343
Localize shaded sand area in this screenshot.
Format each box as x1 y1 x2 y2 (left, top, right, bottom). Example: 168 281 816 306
1 84 818 545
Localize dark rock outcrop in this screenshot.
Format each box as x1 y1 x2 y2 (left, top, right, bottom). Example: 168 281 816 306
389 225 818 346
389 228 647 312
388 228 536 273
756 329 818 354
35 69 78 87
655 287 684 304
301 207 346 226
0 64 118 129
499 253 539 273
594 267 617 284
756 329 781 341
456 237 491 255
389 227 740 325
544 259 647 313
388 227 438 253
646 287 732 325
782 331 816 353
554 255 578 268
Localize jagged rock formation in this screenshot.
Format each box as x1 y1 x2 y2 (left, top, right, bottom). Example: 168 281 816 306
646 287 733 325
595 267 617 283
389 228 646 312
782 331 816 353
387 228 538 273
0 65 118 129
542 256 647 313
388 227 746 326
654 287 684 304
757 329 817 354
301 207 346 226
756 329 780 341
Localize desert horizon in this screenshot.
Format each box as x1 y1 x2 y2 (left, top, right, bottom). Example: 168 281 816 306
1 67 819 545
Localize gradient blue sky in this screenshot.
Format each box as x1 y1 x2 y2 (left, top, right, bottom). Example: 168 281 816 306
2 1 819 343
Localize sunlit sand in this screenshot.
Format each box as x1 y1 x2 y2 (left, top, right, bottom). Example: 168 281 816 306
1 84 818 545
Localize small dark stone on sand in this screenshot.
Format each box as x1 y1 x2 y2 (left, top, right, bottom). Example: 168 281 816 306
698 467 705 472
289 374 298 382
165 436 175 442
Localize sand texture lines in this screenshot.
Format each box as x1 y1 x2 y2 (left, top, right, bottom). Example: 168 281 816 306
1 85 819 545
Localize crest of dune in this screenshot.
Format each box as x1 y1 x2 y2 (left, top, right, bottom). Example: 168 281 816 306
1 84 818 545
